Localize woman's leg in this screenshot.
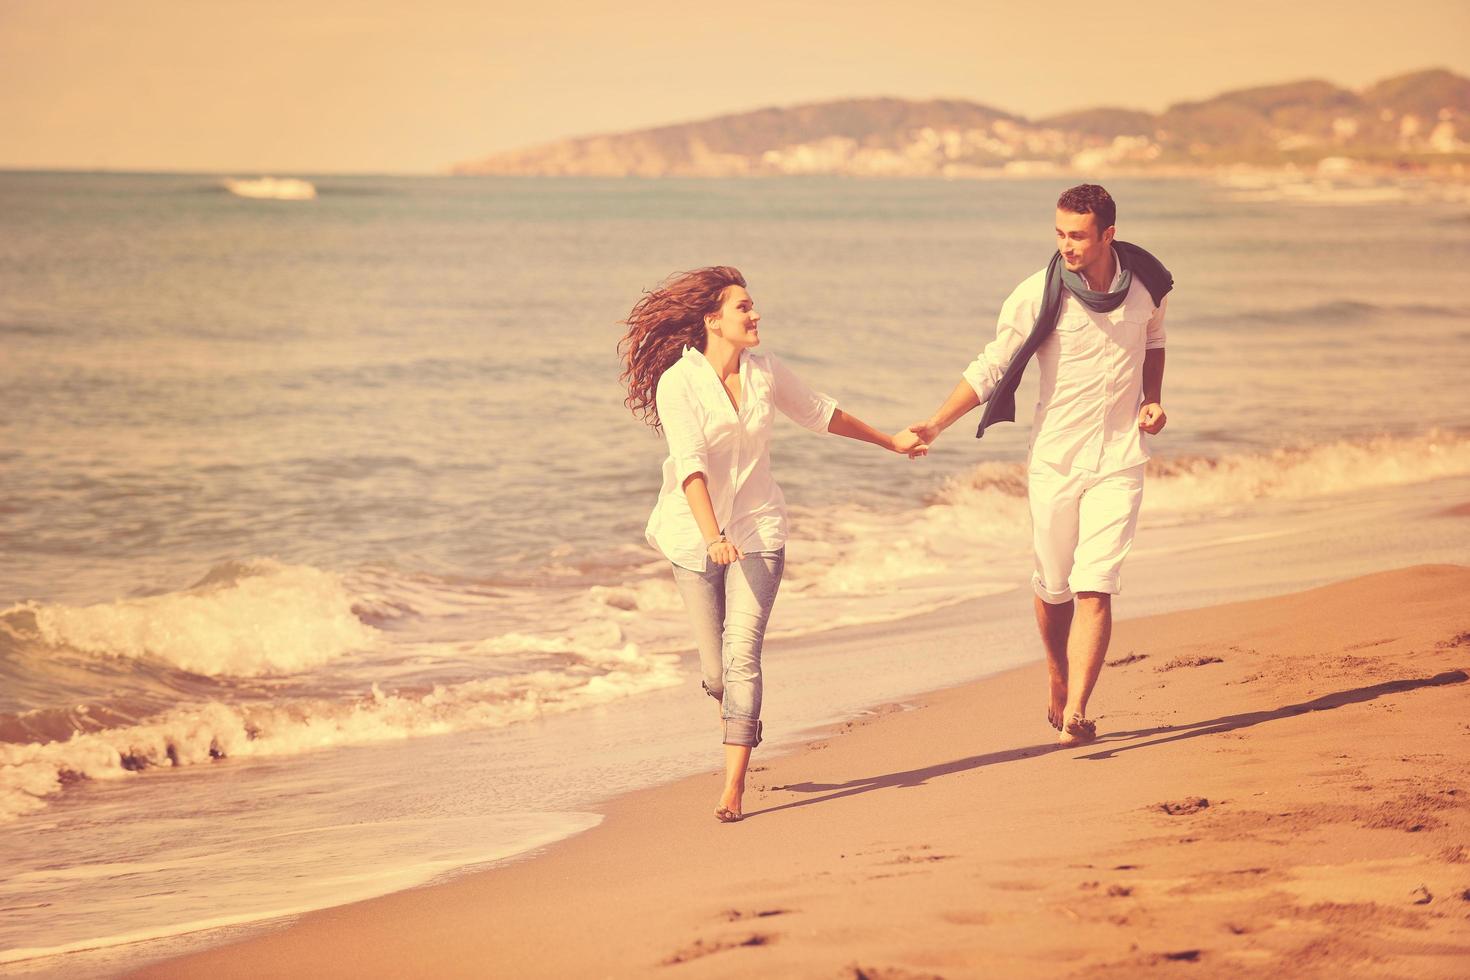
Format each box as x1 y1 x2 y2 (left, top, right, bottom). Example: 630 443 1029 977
716 549 785 816
670 558 726 708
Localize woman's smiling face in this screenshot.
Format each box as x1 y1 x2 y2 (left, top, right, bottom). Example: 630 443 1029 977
708 285 761 348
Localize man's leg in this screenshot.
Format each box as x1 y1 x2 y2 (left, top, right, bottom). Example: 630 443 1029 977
1034 596 1073 730
1062 591 1111 722
1060 464 1146 742
1027 459 1082 730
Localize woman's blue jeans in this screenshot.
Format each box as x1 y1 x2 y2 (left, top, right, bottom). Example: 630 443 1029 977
670 548 785 748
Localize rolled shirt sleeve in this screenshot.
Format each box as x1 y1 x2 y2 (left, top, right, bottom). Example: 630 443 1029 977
1144 295 1168 350
769 354 838 433
962 277 1035 402
655 371 709 485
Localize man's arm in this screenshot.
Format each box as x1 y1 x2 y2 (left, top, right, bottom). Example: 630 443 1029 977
1138 294 1168 434
908 381 981 445
1138 347 1166 433
908 278 1037 447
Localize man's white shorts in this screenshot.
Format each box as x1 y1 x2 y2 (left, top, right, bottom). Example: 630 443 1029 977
1028 459 1146 604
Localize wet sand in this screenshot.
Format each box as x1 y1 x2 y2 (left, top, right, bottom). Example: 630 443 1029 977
136 564 1470 978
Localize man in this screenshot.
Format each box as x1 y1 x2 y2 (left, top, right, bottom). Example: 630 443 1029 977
909 184 1171 747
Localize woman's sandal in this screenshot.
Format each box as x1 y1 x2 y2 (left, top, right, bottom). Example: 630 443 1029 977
714 806 743 823
1057 713 1097 747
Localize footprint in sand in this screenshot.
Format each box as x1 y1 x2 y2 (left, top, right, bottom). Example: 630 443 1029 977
990 879 1046 892
661 933 776 966
882 853 953 865
846 966 945 980
1077 881 1133 897
1155 655 1224 672
721 908 791 922
1158 796 1210 815
879 845 953 866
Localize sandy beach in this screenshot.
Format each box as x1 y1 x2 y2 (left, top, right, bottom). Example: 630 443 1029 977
132 562 1470 979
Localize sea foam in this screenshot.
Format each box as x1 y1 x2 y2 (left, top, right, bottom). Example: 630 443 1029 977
0 645 681 822
4 559 375 677
1142 430 1470 515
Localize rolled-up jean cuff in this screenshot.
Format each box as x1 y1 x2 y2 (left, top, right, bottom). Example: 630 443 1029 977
1032 574 1073 605
723 718 762 748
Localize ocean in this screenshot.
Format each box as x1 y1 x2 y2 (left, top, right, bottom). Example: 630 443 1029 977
2 171 1469 974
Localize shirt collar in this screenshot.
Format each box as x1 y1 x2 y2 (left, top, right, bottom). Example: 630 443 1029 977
683 345 748 375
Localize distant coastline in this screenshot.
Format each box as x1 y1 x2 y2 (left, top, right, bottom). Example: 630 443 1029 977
453 68 1470 179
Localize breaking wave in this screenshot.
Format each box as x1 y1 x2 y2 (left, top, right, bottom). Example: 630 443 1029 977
2 559 375 678
0 642 680 823
1141 430 1470 513
924 430 1470 515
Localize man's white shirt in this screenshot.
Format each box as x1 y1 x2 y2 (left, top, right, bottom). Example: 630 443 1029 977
963 250 1167 475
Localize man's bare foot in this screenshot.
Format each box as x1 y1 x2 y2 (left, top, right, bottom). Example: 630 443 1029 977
1047 678 1068 731
1057 713 1097 747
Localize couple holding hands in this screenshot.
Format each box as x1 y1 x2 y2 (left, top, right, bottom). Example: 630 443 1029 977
618 184 1172 823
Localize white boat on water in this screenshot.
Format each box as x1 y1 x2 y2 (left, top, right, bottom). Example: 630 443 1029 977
223 177 317 200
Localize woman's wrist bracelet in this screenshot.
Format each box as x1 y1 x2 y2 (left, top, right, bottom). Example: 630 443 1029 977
706 534 728 550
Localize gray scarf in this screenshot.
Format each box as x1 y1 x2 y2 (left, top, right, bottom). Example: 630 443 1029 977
1059 251 1131 313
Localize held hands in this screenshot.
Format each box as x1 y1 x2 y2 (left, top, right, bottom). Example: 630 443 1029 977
1137 402 1167 434
907 419 941 445
895 419 941 459
891 428 930 459
707 535 744 566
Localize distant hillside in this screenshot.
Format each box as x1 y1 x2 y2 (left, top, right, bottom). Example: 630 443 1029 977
454 68 1470 177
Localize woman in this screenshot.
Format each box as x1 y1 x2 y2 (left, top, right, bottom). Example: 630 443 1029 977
619 266 926 823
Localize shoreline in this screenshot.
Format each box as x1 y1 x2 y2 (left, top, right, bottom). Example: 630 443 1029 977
133 564 1470 978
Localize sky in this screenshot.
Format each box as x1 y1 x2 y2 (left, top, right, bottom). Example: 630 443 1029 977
3 0 1468 174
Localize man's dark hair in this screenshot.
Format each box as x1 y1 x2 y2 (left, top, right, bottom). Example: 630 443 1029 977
1057 184 1116 235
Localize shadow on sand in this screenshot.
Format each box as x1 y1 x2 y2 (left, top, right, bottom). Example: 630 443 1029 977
745 670 1466 820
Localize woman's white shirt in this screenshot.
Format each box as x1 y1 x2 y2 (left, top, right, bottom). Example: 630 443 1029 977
646 346 837 570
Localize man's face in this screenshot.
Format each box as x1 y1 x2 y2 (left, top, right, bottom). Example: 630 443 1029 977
1055 208 1115 277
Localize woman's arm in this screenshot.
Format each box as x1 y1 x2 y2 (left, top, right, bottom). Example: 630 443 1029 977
769 355 926 457
681 473 743 564
827 409 927 456
659 371 741 564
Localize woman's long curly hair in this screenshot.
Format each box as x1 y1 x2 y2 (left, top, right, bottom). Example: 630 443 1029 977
618 265 746 431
